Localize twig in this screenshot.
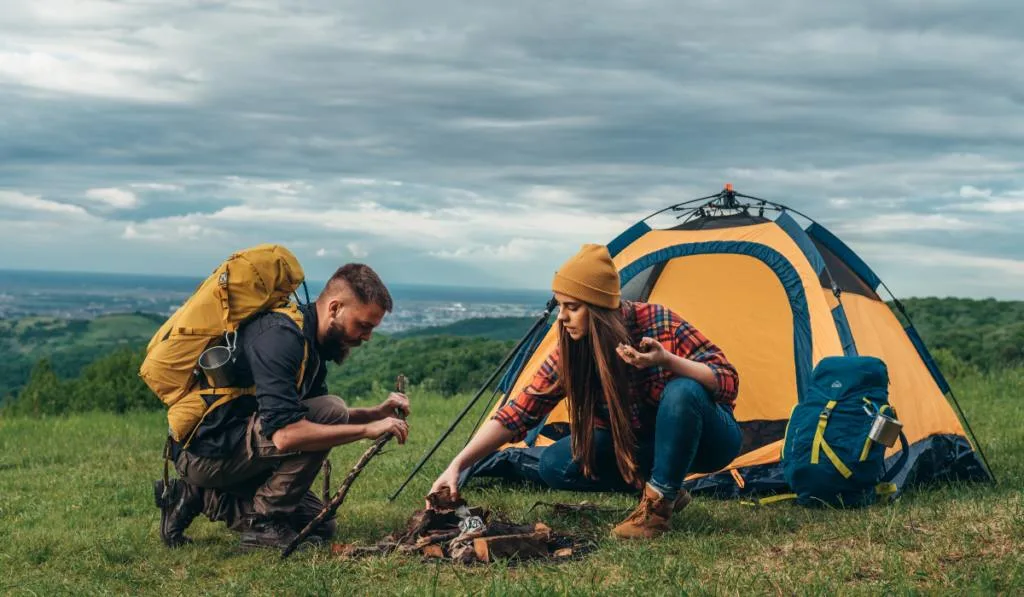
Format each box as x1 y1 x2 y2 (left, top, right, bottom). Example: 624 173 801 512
281 374 408 559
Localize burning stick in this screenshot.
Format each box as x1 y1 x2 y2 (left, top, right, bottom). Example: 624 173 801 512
281 374 409 559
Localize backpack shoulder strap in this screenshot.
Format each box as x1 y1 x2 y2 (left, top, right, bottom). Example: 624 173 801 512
270 304 310 390
881 430 911 484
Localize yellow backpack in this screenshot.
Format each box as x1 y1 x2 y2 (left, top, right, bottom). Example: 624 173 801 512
140 244 309 445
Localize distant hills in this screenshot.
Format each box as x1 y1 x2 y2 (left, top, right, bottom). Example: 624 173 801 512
0 313 536 400
2 298 1022 408
393 316 536 341
0 312 165 401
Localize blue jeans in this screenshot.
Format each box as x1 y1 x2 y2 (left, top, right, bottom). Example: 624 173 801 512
537 378 742 496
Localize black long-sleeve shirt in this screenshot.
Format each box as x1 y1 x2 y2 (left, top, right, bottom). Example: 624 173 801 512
183 302 327 458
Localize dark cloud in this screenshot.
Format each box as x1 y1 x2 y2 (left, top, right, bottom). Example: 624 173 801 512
0 0 1022 296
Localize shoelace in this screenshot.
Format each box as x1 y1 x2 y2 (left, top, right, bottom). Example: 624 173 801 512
626 498 658 523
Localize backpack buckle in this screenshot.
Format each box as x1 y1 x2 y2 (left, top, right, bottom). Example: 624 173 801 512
819 407 833 421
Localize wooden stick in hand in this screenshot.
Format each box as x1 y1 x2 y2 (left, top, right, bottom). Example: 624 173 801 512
281 374 409 559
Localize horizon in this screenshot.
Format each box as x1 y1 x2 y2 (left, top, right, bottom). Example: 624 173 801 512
0 266 553 295
1 265 1021 304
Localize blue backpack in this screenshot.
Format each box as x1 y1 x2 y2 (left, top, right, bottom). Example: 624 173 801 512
780 356 909 508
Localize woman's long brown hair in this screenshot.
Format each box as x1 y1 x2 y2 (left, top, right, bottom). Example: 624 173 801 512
558 304 640 486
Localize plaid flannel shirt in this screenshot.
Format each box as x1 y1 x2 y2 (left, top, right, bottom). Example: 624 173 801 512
493 301 739 442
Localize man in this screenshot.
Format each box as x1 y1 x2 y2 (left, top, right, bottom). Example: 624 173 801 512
154 263 410 550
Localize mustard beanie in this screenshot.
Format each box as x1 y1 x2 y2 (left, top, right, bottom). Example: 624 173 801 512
551 244 621 309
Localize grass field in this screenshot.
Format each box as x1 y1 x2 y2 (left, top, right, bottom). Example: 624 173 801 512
1 370 1022 596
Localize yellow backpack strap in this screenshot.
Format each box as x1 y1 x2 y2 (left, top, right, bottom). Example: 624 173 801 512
818 439 853 479
740 493 797 507
810 400 836 465
272 303 309 390
875 482 898 498
859 436 873 462
811 400 853 479
181 387 254 449
216 267 231 330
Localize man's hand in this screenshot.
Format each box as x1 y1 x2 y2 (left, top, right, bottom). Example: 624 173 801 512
363 417 409 444
377 392 410 420
428 464 461 507
616 337 670 369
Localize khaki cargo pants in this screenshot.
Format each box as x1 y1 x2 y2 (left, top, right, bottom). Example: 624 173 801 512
174 394 349 532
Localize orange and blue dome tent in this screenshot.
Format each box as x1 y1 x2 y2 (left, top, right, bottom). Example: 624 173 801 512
389 186 993 500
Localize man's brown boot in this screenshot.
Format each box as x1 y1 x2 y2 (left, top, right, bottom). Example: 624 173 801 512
611 484 679 540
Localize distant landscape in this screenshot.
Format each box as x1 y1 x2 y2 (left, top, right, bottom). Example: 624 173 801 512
0 268 551 410
1 291 1022 415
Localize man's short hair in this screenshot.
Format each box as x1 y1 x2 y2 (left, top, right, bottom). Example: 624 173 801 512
322 263 393 313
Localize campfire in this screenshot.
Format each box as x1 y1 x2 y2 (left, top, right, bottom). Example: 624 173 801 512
331 489 595 564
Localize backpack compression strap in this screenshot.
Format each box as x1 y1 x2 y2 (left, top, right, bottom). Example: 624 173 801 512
810 400 853 479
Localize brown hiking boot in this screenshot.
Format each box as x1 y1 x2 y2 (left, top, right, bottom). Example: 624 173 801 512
154 478 202 548
611 484 680 540
673 488 693 513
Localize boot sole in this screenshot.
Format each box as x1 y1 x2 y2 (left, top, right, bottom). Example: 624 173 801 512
239 538 308 552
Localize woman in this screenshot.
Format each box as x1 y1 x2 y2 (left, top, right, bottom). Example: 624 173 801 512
430 244 742 539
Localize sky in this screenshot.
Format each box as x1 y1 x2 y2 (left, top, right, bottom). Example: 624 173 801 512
1 1 1023 298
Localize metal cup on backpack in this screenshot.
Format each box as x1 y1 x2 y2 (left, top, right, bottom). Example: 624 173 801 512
867 412 903 448
198 331 239 388
861 400 903 448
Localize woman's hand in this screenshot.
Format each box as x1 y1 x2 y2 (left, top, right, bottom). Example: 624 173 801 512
617 337 670 369
423 419 517 508
428 463 462 506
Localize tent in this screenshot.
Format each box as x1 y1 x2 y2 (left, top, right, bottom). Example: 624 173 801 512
390 187 993 500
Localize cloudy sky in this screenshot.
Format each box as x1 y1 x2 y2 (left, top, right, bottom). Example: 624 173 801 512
2 0 1023 298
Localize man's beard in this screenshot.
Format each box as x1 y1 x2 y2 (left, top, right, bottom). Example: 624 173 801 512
322 322 356 365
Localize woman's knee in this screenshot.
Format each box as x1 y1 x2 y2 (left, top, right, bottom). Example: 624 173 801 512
659 378 710 416
537 440 577 489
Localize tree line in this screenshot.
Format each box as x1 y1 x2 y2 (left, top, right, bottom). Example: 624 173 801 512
2 336 517 416
2 296 1022 417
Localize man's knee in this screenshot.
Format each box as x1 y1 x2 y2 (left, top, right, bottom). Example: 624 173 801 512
660 378 710 416
304 394 349 425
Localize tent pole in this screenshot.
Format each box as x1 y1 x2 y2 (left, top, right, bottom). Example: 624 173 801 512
886 290 998 484
387 297 557 501
943 385 997 484
461 387 504 448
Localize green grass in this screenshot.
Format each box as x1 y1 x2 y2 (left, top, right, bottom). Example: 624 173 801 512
1 371 1021 596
